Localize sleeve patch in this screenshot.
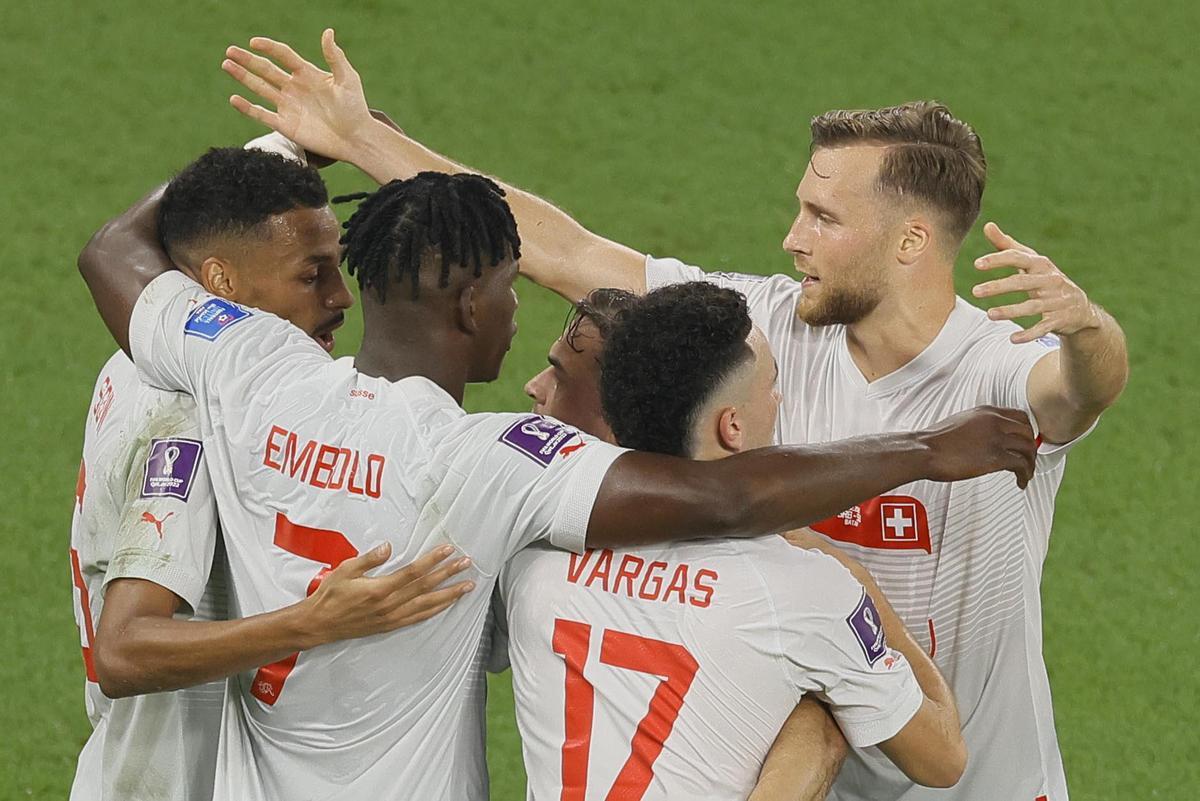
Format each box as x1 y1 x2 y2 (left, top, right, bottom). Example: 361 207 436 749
847 590 888 665
499 416 580 467
184 298 251 341
140 438 203 500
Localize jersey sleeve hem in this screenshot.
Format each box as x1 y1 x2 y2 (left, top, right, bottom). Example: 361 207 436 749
834 672 925 748
103 549 207 612
129 271 196 387
548 444 628 553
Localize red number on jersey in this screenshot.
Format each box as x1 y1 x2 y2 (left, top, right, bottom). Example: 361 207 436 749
69 547 98 682
553 618 700 801
250 512 358 705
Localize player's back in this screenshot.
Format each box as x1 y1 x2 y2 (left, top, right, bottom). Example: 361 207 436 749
499 535 910 801
69 350 227 801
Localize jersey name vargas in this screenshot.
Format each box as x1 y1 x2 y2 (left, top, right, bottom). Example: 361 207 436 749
262 425 385 499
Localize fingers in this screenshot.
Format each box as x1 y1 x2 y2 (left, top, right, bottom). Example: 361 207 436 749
986 298 1045 322
229 95 281 129
382 544 459 584
248 36 313 74
982 222 1037 255
225 45 291 88
974 249 1055 274
387 555 474 603
971 272 1044 299
390 581 476 628
333 541 392 578
221 58 281 106
1010 319 1057 345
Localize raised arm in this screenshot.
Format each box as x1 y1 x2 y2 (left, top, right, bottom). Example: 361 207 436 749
221 29 646 303
95 545 473 698
585 405 1037 549
78 184 173 355
972 222 1128 443
747 697 846 801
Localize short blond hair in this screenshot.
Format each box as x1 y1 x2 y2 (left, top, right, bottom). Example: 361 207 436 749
810 101 986 240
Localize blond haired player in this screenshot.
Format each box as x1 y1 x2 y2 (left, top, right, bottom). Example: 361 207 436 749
222 31 1127 801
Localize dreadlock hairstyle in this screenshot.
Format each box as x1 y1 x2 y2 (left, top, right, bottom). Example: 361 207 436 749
563 287 639 354
335 171 521 302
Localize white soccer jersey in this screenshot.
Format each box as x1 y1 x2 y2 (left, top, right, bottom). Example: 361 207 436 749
496 536 923 801
648 256 1091 801
127 271 627 801
68 350 228 801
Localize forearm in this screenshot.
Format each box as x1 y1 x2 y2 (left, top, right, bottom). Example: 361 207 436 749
348 121 644 301
1057 304 1128 412
589 433 931 548
95 602 318 698
749 698 846 801
78 184 174 355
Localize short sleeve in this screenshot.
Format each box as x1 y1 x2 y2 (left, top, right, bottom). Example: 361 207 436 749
771 551 924 748
129 271 329 402
432 414 627 575
103 406 219 613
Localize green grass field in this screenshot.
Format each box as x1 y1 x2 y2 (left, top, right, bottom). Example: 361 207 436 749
3 0 1197 798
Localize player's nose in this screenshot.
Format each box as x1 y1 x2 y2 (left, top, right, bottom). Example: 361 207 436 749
524 368 550 409
327 273 355 310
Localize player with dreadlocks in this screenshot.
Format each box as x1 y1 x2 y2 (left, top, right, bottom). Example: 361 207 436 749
82 143 1036 798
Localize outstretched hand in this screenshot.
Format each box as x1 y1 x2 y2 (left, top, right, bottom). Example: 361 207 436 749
971 222 1100 344
222 28 375 165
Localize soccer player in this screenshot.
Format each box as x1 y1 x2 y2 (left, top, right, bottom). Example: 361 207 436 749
503 282 967 798
80 162 1035 800
69 142 471 801
223 32 1128 800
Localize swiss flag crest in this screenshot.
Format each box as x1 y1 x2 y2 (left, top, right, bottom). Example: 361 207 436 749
812 495 932 553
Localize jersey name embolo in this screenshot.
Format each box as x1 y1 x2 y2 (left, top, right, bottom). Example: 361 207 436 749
69 350 226 801
647 257 1084 801
127 273 626 801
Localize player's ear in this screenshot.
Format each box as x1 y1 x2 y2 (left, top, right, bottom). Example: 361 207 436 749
715 406 745 454
897 217 933 266
456 285 479 335
198 257 236 298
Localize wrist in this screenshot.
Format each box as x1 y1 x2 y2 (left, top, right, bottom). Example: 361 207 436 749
899 431 937 481
280 597 325 651
345 117 400 175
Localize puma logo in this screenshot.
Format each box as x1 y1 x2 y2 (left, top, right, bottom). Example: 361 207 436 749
560 442 587 459
141 511 175 538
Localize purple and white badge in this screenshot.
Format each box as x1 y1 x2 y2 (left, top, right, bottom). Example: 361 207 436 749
500 416 579 467
140 438 203 501
184 298 251 341
847 590 888 666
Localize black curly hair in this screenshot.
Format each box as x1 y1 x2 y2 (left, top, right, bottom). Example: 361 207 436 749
335 171 521 303
158 147 329 264
600 282 754 457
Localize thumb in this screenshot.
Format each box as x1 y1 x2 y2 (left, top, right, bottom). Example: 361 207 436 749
322 28 354 82
984 221 1036 255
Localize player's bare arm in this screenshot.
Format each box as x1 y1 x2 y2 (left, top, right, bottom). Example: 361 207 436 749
78 184 173 355
584 405 1037 549
972 222 1129 443
783 529 966 787
94 543 473 698
747 697 846 801
221 29 646 303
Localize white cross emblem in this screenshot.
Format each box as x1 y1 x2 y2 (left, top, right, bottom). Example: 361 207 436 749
881 503 917 541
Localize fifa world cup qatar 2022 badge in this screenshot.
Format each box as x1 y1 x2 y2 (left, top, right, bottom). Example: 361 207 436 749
141 438 203 501
500 416 581 467
184 297 251 341
847 590 888 666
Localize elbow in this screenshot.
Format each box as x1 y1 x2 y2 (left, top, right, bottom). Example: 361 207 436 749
92 635 141 699
917 738 967 788
78 215 123 285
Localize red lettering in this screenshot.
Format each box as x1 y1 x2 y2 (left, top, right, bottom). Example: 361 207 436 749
310 444 340 488
567 551 594 584
327 448 352 491
366 454 385 499
690 568 718 608
638 561 667 600
663 564 688 604
613 554 645 598
263 425 287 469
283 433 316 481
584 549 614 592
346 451 364 495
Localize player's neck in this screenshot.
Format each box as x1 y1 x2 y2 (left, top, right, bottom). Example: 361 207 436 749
844 283 956 383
